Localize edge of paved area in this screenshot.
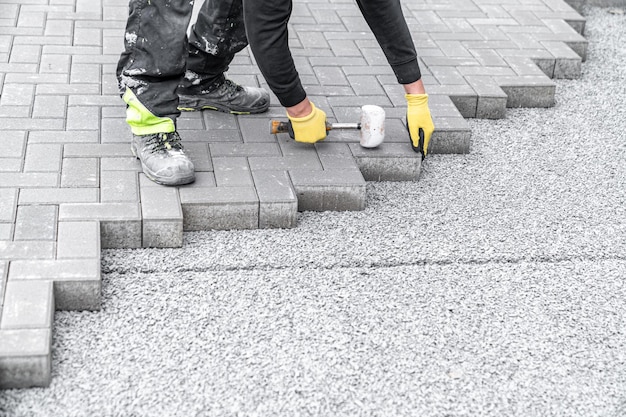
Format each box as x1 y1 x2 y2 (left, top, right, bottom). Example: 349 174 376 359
0 0 623 389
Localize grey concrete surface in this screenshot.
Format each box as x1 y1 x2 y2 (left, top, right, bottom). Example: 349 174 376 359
1 5 625 416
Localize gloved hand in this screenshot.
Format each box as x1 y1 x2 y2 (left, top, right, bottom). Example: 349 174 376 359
406 94 435 160
287 102 327 144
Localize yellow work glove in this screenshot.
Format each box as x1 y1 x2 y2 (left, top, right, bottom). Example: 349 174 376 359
406 94 435 160
287 102 327 144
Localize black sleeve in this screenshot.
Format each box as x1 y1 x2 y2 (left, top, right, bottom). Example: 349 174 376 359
242 0 307 107
243 0 421 108
355 0 421 84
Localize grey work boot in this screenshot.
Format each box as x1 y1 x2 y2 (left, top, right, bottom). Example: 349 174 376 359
131 132 195 186
178 79 270 114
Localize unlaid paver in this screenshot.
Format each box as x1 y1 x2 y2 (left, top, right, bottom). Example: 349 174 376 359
0 0 601 389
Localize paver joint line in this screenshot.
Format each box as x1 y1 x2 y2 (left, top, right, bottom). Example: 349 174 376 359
0 0 593 388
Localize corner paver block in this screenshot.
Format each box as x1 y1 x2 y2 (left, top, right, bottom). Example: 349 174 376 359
289 169 366 212
58 203 142 249
56 221 101 260
9 259 101 311
349 143 422 182
0 329 51 389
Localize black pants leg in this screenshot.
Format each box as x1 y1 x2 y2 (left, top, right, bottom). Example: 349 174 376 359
183 0 249 92
117 0 193 122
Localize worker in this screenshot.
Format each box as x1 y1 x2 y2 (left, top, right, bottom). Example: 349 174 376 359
117 0 434 186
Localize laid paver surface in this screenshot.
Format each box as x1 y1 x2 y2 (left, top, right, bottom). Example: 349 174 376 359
0 0 616 392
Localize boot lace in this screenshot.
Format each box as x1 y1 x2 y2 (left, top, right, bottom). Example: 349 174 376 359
146 132 184 153
218 79 243 98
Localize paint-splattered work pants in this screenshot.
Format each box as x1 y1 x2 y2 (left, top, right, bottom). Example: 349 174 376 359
117 0 247 123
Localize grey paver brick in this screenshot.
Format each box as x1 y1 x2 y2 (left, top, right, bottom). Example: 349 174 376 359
39 54 71 73
100 170 138 202
349 143 422 181
315 142 361 171
0 117 64 131
9 44 41 64
19 187 98 205
9 259 101 311
495 75 557 108
29 130 99 144
213 157 254 187
0 158 23 173
73 27 102 46
100 118 129 143
36 82 101 96
252 170 298 229
314 66 349 86
4 131 27 158
289 169 366 211
209 142 281 158
66 106 100 130
70 62 101 83
249 154 323 172
179 186 259 231
58 202 141 248
0 83 35 106
0 261 6 320
1 280 54 329
0 224 13 240
179 128 240 143
239 118 277 143
60 157 99 187
0 189 18 223
32 95 68 119
45 19 73 37
346 75 385 96
542 40 582 78
0 328 51 389
464 75 508 119
140 186 183 248
100 157 141 171
0 241 56 260
0 172 59 188
23 144 63 172
17 11 46 28
56 221 100 259
176 172 217 189
14 205 58 241
183 142 213 172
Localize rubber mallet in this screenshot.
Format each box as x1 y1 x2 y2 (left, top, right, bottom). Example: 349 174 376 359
270 104 386 148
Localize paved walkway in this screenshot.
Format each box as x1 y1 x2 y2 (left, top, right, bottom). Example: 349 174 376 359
0 0 600 389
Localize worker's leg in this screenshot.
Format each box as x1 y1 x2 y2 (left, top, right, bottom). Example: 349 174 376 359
178 0 269 114
117 0 195 186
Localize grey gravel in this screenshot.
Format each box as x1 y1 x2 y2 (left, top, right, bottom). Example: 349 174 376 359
1 6 625 417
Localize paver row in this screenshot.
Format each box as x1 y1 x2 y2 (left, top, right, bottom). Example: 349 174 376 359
0 0 603 388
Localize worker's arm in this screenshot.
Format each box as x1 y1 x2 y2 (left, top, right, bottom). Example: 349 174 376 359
242 0 305 108
355 0 434 157
355 0 421 84
243 0 326 143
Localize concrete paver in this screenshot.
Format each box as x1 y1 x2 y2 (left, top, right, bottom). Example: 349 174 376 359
0 0 602 388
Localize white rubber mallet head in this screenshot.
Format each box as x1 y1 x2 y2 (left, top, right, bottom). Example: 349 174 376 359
358 104 386 148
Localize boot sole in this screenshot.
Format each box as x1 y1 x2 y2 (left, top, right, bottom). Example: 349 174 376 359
178 97 269 115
